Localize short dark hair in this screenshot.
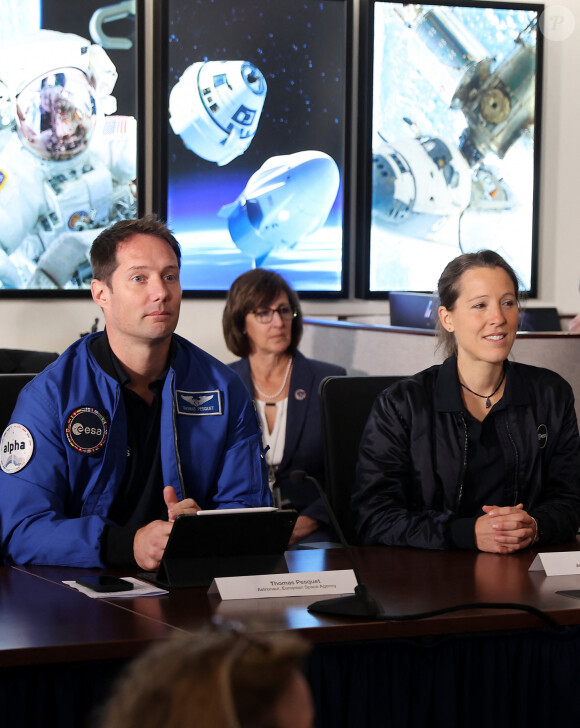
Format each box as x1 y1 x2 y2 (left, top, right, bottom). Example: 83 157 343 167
437 249 520 357
90 215 181 286
223 269 303 358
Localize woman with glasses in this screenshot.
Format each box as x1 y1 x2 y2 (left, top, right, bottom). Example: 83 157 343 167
223 268 346 545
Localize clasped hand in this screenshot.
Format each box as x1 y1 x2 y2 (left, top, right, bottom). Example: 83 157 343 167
133 486 200 570
475 503 537 554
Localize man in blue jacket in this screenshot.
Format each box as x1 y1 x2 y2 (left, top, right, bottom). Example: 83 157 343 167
0 216 271 568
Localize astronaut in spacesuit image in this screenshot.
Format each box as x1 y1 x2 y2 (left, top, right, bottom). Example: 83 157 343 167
0 28 136 289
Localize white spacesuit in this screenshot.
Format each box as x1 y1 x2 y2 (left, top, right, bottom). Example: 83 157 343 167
0 29 136 289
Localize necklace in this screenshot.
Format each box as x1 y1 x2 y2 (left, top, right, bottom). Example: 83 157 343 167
460 369 506 409
256 397 288 501
252 357 293 399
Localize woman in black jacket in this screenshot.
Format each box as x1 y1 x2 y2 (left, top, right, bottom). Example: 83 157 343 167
353 250 580 552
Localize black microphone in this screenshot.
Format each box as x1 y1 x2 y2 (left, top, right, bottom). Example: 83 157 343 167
290 470 382 619
289 472 564 629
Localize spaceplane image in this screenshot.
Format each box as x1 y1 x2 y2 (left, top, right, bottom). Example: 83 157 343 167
369 2 538 293
164 0 347 292
219 151 340 266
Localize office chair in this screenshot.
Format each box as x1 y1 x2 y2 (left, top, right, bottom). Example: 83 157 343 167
0 372 36 566
518 307 561 332
0 348 58 374
0 373 36 434
319 375 404 544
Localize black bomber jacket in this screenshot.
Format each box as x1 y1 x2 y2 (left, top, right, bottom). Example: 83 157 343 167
352 356 580 550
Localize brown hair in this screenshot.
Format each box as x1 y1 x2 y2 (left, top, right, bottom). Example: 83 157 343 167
223 269 303 358
437 250 520 358
90 215 181 287
96 629 310 728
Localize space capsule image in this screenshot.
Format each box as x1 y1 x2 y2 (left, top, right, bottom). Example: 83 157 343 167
373 134 472 225
169 60 267 167
218 150 340 266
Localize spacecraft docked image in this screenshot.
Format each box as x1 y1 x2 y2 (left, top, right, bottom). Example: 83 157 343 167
368 2 539 293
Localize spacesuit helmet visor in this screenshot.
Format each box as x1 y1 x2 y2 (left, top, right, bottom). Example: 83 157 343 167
15 68 97 161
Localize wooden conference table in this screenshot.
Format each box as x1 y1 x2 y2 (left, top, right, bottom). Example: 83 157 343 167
3 542 580 727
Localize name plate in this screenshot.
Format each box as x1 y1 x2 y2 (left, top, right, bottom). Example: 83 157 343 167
209 569 357 601
529 552 580 576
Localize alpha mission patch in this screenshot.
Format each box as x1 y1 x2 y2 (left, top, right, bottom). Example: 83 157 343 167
1 423 34 473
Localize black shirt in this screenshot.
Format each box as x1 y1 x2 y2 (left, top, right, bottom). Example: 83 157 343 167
447 364 513 549
462 397 511 517
91 332 174 567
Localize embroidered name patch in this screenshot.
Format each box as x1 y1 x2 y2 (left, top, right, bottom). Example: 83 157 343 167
176 390 222 416
65 407 108 454
1 423 34 473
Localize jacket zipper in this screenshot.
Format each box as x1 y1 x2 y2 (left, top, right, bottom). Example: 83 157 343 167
170 370 187 499
455 411 520 511
455 413 468 511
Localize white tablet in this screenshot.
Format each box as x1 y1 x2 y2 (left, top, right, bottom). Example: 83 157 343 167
196 506 278 515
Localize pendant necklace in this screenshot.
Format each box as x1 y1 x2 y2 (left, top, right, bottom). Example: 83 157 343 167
460 369 506 409
252 357 293 400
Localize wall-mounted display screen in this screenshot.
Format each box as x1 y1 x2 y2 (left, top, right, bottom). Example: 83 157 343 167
356 0 543 297
154 0 351 296
0 0 142 296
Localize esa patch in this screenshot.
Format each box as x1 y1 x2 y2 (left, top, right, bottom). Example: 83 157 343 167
1 423 34 473
65 407 108 454
176 390 223 416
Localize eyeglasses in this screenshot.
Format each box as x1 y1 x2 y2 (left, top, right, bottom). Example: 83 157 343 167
250 305 297 324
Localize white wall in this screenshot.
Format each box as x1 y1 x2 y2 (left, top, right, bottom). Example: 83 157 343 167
2 0 578 364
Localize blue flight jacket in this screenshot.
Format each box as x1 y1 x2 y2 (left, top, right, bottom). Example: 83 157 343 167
0 332 271 566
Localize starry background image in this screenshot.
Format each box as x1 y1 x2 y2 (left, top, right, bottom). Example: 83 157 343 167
162 0 348 292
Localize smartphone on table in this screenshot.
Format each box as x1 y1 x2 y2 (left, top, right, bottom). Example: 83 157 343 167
75 575 134 593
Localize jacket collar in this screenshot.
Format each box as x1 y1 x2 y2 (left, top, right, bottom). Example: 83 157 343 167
234 356 253 393
280 351 313 468
90 330 176 387
434 355 529 413
233 351 313 468
234 350 310 401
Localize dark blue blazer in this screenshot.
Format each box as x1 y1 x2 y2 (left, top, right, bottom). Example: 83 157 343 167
229 351 346 525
